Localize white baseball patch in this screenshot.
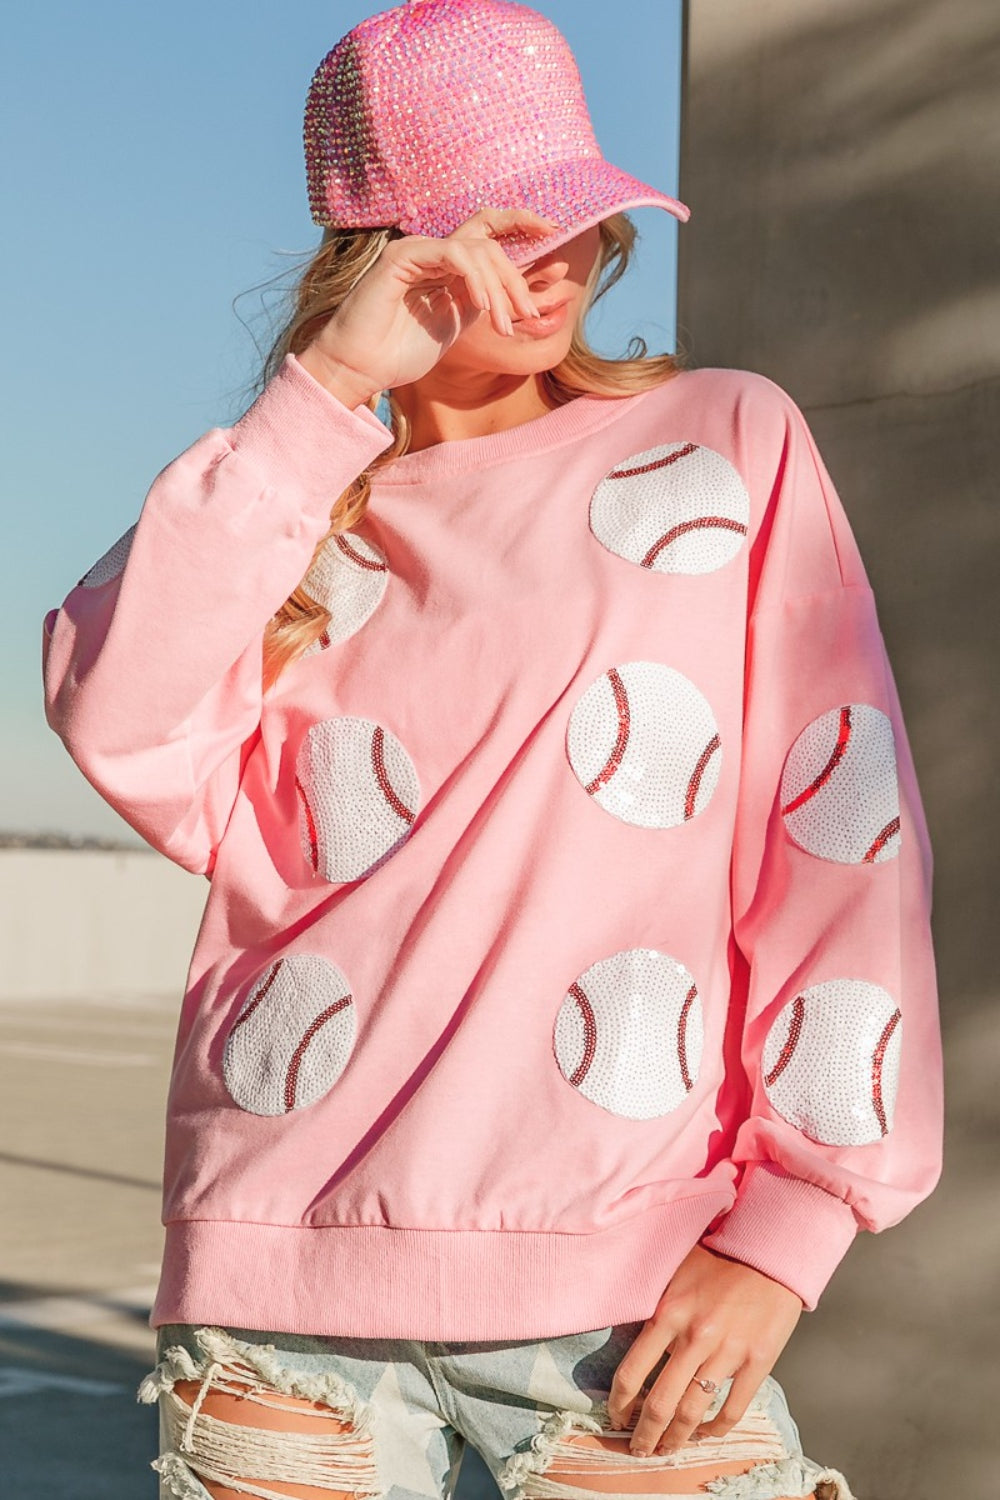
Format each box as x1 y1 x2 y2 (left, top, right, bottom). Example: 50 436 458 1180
78 522 138 588
780 703 901 864
590 442 750 575
762 978 903 1146
296 715 421 883
222 953 356 1116
554 947 704 1120
566 660 722 828
301 530 389 656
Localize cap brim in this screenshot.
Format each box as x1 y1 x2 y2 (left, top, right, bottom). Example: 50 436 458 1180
403 156 690 267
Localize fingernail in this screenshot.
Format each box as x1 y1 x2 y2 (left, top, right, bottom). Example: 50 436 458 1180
630 1443 650 1456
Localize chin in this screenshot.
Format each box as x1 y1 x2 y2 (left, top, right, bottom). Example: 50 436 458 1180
476 329 575 373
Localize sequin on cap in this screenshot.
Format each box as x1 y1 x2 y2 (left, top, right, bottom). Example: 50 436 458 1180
303 0 689 266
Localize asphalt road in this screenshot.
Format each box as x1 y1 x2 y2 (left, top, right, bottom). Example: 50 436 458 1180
1 988 994 1498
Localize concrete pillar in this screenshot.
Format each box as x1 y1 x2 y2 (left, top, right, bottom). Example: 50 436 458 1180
678 3 998 1495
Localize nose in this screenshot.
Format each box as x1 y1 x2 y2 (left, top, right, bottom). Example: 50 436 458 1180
522 254 570 289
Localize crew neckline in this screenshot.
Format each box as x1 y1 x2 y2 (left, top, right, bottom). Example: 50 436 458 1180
371 384 665 486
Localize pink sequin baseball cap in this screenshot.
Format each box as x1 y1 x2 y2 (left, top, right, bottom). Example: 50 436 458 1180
303 0 690 268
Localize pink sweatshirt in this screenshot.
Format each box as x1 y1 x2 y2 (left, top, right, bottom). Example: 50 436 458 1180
42 353 943 1339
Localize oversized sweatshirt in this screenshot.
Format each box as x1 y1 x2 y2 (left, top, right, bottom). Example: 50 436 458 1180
41 352 943 1340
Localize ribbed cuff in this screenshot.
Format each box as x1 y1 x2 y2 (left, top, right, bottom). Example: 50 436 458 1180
227 351 394 502
700 1160 859 1311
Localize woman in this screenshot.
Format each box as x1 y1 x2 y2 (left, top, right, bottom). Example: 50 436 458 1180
41 3 943 1498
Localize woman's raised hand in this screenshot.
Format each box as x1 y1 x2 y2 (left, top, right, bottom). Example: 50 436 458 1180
298 207 560 403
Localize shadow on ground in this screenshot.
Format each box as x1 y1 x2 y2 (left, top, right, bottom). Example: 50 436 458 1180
0 1314 158 1500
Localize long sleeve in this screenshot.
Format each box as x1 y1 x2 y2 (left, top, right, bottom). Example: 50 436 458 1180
700 380 944 1309
42 353 395 876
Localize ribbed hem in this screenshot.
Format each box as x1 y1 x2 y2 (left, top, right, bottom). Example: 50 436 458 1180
151 1192 732 1340
700 1161 859 1311
226 352 394 503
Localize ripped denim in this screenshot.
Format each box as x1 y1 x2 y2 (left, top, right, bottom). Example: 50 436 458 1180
138 1320 857 1500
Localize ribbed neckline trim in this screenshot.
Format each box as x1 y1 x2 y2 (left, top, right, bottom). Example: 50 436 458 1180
371 385 660 486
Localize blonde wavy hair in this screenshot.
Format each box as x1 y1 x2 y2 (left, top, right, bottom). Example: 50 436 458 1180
245 212 685 691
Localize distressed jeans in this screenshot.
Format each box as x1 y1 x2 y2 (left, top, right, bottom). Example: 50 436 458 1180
138 1320 857 1500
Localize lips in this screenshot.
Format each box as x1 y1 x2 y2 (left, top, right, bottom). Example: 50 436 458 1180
513 296 573 324
534 296 573 317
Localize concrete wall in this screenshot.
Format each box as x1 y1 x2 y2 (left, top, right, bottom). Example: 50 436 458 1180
0 850 206 1001
678 3 999 1496
678 0 999 1004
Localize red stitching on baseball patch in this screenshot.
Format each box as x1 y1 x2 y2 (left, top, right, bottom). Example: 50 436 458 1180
334 533 388 571
371 726 416 825
568 982 598 1087
295 775 320 871
678 984 698 1091
641 515 748 570
872 1007 902 1135
284 995 353 1112
607 443 699 480
685 734 721 820
230 960 284 1035
781 706 853 816
764 994 806 1088
863 815 901 863
585 667 631 795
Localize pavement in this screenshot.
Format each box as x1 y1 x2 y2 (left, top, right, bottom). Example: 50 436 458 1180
0 989 496 1499
0 989 170 1497
1 987 994 1498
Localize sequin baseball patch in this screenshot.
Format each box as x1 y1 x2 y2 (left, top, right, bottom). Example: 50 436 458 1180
780 703 901 864
554 947 704 1119
589 441 750 575
301 530 389 656
566 661 722 828
222 953 356 1116
295 715 421 883
78 522 138 588
762 978 903 1145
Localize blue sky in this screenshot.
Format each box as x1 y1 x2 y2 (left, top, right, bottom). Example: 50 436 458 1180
4 0 683 842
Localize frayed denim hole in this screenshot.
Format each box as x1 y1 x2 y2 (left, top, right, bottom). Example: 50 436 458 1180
138 1324 386 1500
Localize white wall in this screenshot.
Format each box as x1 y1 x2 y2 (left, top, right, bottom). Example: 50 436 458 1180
0 850 207 1000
